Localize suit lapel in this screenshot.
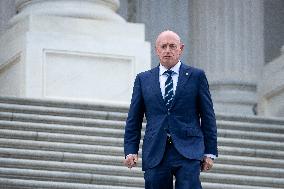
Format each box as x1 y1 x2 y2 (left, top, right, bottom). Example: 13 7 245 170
171 63 193 107
151 66 166 108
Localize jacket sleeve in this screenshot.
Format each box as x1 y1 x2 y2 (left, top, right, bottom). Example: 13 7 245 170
124 75 145 156
197 71 218 156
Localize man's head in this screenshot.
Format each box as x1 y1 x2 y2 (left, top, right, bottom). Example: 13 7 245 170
155 30 184 69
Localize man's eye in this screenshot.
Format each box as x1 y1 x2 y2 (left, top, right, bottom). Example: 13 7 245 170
169 44 177 49
161 45 167 49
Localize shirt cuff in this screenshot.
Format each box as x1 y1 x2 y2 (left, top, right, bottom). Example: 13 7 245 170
125 154 137 159
204 154 216 160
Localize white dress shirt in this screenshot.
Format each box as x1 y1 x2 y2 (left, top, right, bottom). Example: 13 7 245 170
159 61 181 98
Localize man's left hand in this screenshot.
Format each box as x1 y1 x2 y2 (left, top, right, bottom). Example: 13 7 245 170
201 156 214 172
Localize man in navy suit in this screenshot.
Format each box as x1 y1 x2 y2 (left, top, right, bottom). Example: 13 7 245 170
124 30 218 189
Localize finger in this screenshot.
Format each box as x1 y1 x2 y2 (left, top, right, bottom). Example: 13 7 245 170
134 155 138 163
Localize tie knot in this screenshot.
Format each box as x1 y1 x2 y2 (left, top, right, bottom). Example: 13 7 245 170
164 70 174 77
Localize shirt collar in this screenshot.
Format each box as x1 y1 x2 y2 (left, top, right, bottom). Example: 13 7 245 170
159 61 181 76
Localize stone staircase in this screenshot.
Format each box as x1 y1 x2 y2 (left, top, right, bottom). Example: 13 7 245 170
0 96 283 189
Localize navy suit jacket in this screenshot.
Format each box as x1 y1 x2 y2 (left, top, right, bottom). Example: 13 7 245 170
124 63 218 171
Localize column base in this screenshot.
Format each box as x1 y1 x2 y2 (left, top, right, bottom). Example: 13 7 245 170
210 82 257 116
0 15 150 105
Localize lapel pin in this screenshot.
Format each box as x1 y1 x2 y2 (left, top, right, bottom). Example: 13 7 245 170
186 73 188 76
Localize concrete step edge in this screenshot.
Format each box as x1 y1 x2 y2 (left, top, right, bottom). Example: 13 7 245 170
1 157 283 178
0 138 123 156
0 177 143 189
1 120 282 142
0 177 277 189
0 119 125 130
202 182 278 189
1 138 284 159
218 137 284 150
1 147 283 169
1 129 283 151
218 129 284 141
0 129 125 145
1 111 284 136
219 146 284 159
216 114 284 125
0 112 126 127
0 167 283 188
215 154 284 168
217 120 284 133
0 121 125 137
0 167 144 187
0 96 130 113
0 103 127 121
0 147 121 164
1 96 284 125
0 157 140 176
201 172 284 188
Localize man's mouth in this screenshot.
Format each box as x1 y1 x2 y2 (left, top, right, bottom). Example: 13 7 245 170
163 56 171 58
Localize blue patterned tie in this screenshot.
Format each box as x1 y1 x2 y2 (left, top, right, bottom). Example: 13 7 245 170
164 70 174 111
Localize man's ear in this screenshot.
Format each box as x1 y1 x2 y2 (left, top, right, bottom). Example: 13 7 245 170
180 43 185 51
155 46 159 54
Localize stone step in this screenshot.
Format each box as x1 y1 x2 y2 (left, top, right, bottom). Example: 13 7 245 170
201 172 284 188
0 157 142 177
1 138 284 159
211 164 284 178
0 138 124 156
217 128 284 141
0 129 124 147
1 120 283 142
217 120 284 134
1 178 278 189
1 147 283 169
0 96 130 113
202 182 278 189
0 148 122 165
1 129 283 151
219 137 284 150
0 167 144 187
1 111 284 138
216 114 284 126
219 146 284 159
0 167 283 188
1 157 283 179
0 120 125 137
2 102 284 134
215 154 284 169
1 96 284 126
0 112 126 129
0 178 144 189
0 102 127 121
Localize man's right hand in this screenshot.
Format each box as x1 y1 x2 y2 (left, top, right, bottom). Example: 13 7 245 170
124 154 138 169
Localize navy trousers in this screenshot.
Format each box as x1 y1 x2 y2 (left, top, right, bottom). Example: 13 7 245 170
144 141 202 189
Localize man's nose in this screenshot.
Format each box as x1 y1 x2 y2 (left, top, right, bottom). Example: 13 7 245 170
165 46 171 51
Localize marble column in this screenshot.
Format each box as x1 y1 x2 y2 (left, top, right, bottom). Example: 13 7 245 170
189 0 264 115
0 0 150 105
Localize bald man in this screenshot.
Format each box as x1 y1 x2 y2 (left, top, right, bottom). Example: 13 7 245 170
124 30 218 189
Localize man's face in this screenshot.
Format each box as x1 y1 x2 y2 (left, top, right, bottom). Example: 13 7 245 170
155 32 184 69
